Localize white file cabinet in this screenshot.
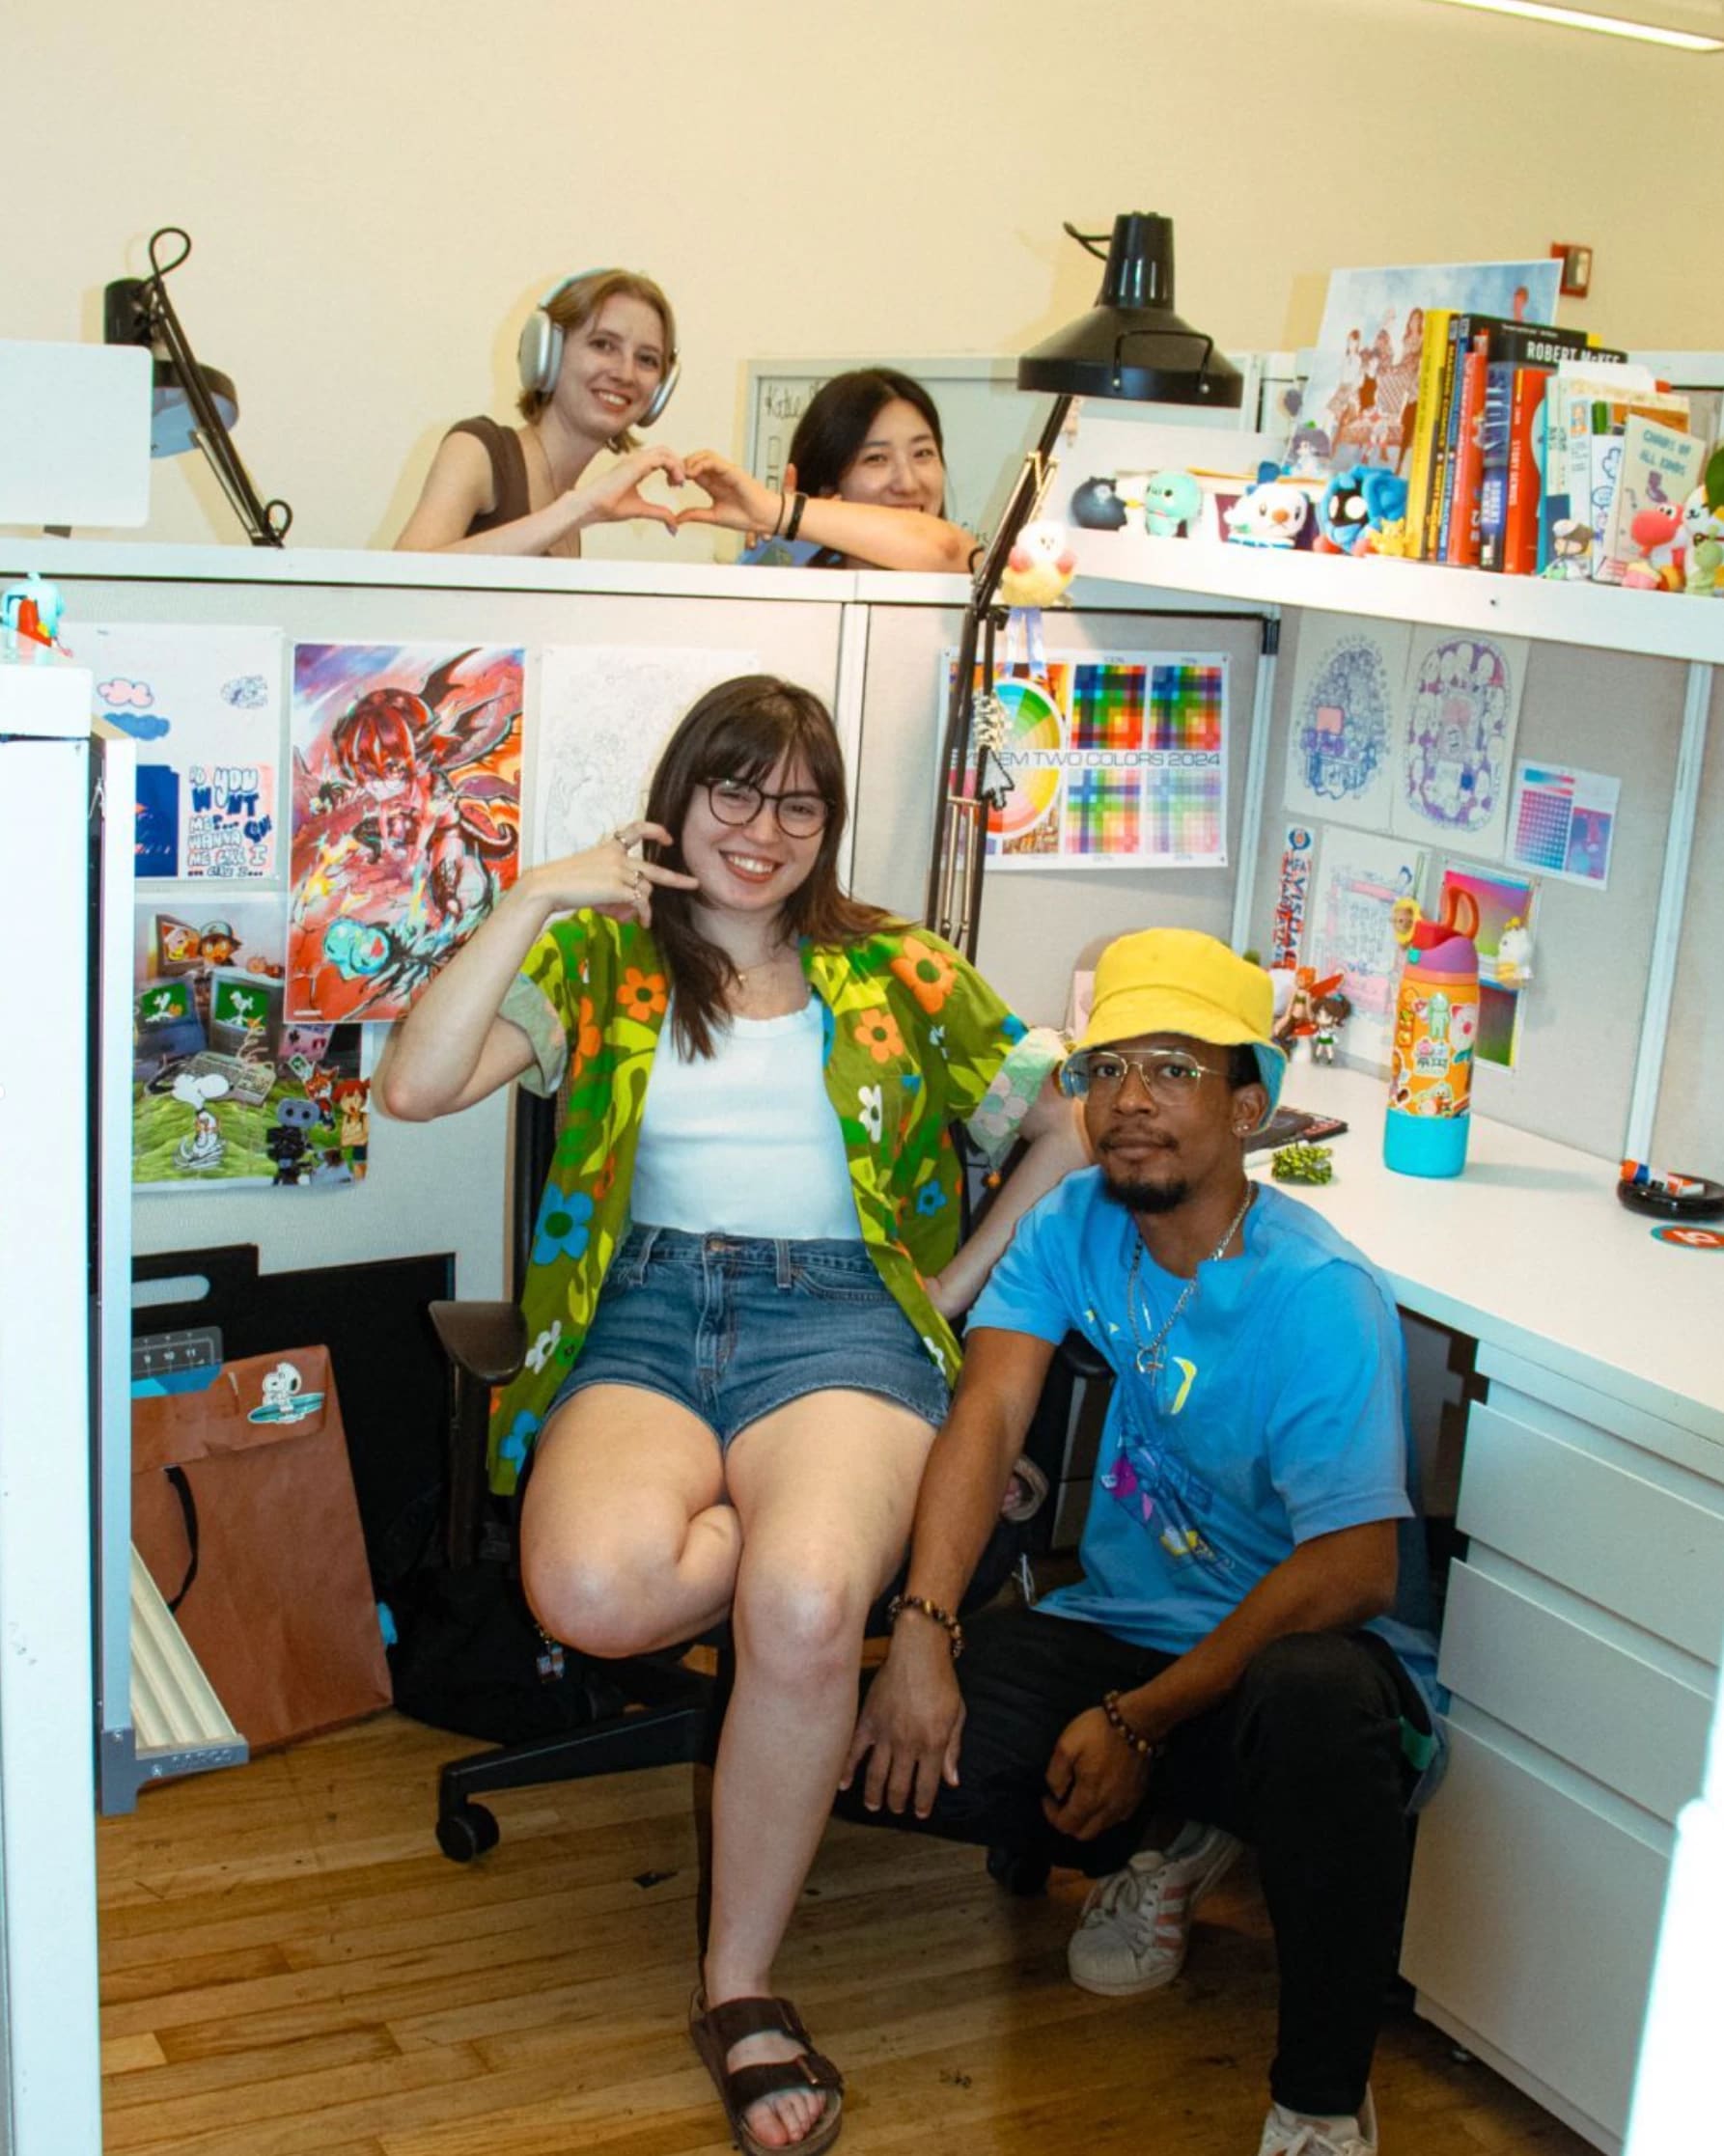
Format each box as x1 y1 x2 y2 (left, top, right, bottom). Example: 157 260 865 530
1402 1345 1724 2153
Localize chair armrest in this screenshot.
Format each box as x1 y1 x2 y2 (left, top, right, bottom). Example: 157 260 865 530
429 1299 530 1386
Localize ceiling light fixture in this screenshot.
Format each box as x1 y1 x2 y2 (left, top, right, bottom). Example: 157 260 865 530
1422 0 1722 49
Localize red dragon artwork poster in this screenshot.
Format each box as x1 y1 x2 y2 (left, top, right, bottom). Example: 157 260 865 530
289 642 524 1023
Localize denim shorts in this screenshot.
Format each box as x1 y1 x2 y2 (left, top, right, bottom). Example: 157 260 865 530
545 1225 952 1447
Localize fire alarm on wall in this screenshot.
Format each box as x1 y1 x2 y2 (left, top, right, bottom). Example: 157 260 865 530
1551 243 1593 299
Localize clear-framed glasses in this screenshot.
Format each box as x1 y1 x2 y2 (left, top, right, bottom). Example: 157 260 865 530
1060 1047 1223 1101
704 777 830 840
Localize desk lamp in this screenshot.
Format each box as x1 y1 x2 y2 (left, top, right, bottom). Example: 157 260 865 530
103 227 292 545
926 212 1241 954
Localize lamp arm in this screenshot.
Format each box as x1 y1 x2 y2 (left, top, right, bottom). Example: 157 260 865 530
142 231 292 546
923 391 1072 949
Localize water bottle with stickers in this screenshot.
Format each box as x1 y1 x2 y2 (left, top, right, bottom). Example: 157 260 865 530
1384 888 1481 1179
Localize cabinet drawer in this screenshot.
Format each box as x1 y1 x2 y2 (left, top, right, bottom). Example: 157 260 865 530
1403 1717 1667 2143
1437 1560 1711 1823
1459 1397 1724 1659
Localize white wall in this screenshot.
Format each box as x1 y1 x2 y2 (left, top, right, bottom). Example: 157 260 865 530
6 0 1718 555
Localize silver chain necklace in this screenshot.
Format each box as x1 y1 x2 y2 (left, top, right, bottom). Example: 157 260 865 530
1126 1187 1255 1377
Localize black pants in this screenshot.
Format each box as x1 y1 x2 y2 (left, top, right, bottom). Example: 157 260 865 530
838 1604 1425 2117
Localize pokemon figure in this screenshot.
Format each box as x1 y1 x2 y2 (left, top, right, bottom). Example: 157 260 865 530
1225 481 1310 548
1315 464 1409 555
1143 470 1204 538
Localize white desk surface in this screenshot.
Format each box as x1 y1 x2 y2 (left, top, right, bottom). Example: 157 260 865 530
1256 1064 1724 1451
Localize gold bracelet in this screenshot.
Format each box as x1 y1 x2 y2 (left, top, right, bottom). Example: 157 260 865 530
1101 1689 1155 1758
887 1593 964 1661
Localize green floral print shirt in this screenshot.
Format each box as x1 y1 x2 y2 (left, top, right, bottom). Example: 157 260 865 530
487 913 1062 1492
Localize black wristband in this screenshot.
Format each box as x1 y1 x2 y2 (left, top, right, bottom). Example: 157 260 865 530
783 490 807 542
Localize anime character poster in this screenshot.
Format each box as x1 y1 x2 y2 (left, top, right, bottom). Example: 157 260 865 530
288 642 523 1023
1390 627 1526 862
131 896 370 1190
69 621 284 878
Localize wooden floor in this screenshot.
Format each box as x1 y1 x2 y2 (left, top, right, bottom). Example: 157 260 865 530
97 1711 1593 2156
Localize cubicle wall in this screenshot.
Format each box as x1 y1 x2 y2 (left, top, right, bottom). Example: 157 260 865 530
1246 610 1693 1164
851 600 1268 1027
37 564 848 1301
1653 670 1724 1183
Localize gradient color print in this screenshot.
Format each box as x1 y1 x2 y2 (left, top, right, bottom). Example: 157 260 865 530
1064 764 1141 855
1149 663 1225 751
1070 661 1146 750
1143 765 1224 858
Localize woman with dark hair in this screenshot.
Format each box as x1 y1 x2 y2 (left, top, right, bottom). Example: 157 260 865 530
394 268 685 557
380 676 1075 2154
681 368 980 572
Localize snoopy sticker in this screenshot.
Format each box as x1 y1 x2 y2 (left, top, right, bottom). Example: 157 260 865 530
170 1068 231 1172
247 1360 325 1424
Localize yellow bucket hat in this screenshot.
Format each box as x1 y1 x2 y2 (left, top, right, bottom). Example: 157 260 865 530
1077 928 1287 1115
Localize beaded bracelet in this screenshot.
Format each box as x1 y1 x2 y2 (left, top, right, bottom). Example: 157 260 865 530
770 489 789 538
1101 1689 1155 1758
887 1592 964 1661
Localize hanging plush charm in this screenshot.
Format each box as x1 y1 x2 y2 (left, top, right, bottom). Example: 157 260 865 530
998 517 1076 676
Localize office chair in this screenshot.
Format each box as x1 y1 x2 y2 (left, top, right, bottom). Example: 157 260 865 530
426 1091 1081 1866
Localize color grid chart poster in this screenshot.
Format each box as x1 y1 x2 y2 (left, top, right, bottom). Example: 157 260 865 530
944 651 1228 871
1506 760 1620 891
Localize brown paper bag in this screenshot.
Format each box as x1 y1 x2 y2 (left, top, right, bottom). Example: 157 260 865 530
132 1345 392 1750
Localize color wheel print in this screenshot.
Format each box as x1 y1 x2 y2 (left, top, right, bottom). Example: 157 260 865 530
986 677 1064 847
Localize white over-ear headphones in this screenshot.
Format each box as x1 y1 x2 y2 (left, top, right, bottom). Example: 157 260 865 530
516 270 680 427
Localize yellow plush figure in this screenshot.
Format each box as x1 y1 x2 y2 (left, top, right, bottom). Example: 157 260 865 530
1000 519 1077 608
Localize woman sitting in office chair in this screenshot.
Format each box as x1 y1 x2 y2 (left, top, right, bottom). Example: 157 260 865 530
393 267 685 557
380 675 1076 2155
680 367 980 573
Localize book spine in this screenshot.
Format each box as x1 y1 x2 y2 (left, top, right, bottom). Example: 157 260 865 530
1443 334 1489 567
1425 317 1467 559
1477 362 1518 572
1404 308 1452 561
1503 368 1551 576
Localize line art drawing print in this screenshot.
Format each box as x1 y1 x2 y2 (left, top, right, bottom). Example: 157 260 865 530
1308 828 1425 1064
1391 627 1526 860
1285 617 1407 834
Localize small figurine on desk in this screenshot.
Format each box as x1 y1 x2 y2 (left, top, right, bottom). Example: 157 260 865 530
1542 518 1594 582
1314 464 1409 556
1 573 69 652
333 1075 372 1181
1225 478 1310 549
1071 476 1129 531
1273 965 1344 1052
1142 469 1205 538
1310 988 1351 1064
1495 915 1535 988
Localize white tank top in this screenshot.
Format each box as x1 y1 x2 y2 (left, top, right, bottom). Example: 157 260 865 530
629 997 862 1241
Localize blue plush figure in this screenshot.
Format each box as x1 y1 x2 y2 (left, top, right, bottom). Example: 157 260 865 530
1316 464 1408 555
1143 470 1205 538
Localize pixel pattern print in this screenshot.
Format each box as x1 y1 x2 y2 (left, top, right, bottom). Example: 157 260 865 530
289 642 524 1023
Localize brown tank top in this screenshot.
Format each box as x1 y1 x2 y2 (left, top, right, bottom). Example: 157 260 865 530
447 417 529 536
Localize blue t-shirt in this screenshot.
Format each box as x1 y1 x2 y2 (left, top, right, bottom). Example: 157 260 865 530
970 1173 1441 1736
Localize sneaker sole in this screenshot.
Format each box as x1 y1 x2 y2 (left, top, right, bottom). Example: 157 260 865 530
1066 1836 1243 1998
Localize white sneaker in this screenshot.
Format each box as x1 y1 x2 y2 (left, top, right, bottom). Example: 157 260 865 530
1256 2087 1379 2155
1067 1820 1243 1996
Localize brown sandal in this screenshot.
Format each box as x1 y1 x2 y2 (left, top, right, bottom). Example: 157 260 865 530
688 1985 846 2156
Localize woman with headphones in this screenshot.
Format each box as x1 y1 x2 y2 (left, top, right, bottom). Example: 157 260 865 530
680 368 981 573
394 269 684 556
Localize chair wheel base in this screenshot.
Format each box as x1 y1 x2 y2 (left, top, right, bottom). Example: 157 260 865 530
436 1802 501 1863
987 1844 1050 1895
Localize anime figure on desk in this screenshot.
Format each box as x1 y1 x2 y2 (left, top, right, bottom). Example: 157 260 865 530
1272 965 1344 1053
1310 987 1352 1064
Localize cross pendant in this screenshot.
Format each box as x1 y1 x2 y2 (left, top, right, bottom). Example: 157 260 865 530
1135 1346 1164 1377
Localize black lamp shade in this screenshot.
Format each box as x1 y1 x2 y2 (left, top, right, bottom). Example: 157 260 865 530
1017 212 1242 408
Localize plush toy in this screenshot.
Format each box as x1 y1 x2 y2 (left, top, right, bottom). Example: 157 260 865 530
1622 504 1685 592
1314 464 1409 555
1224 481 1310 549
1495 916 1535 988
999 519 1077 608
1071 477 1128 531
1682 454 1724 595
1143 469 1205 538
